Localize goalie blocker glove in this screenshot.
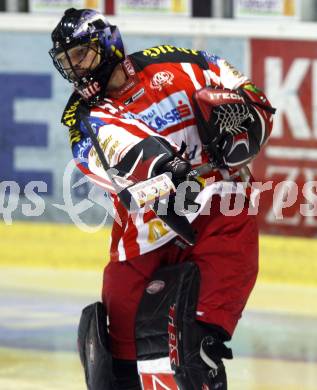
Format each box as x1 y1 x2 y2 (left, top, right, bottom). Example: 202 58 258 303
113 136 201 245
193 85 275 170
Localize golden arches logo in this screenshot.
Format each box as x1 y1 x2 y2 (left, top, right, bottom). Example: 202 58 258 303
148 219 169 243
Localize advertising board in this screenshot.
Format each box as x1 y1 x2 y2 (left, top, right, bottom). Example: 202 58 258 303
116 0 190 16
29 0 104 14
234 0 300 20
251 39 317 236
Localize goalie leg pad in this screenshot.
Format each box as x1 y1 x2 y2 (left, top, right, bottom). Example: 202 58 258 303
135 262 200 361
78 302 117 390
135 262 232 390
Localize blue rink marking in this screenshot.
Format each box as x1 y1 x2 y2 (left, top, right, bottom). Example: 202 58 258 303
1 288 317 363
232 310 317 363
0 289 89 352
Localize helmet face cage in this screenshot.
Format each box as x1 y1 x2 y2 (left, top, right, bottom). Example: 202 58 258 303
49 8 125 101
50 34 103 83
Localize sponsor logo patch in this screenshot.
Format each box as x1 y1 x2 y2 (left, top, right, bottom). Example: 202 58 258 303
201 51 219 66
124 91 194 133
222 60 244 79
129 173 175 208
140 373 178 390
124 88 145 106
123 58 136 76
150 71 174 91
148 219 169 243
168 304 179 367
146 280 166 294
208 91 245 102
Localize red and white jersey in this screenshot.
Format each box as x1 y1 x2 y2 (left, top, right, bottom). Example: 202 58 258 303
63 46 270 262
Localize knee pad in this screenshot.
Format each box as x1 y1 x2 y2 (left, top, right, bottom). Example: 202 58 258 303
135 262 232 390
78 302 117 390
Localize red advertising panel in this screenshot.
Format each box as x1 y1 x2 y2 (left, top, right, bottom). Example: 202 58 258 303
251 39 317 237
105 0 114 14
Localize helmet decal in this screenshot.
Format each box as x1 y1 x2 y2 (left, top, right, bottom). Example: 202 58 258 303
72 12 107 38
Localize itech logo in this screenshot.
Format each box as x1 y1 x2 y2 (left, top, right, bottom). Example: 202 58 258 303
124 91 194 133
209 91 244 102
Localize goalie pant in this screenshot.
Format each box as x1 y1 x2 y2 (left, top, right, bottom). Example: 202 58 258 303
102 195 258 360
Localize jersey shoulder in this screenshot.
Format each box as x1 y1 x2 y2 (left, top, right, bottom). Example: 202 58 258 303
61 92 84 127
129 45 209 70
61 92 89 149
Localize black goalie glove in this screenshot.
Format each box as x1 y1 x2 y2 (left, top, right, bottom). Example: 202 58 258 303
193 87 253 168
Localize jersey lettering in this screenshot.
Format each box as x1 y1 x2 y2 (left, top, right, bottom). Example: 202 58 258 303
143 45 199 58
78 81 101 100
63 99 81 127
124 92 194 133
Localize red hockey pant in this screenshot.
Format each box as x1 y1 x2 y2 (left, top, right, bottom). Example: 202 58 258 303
102 195 259 359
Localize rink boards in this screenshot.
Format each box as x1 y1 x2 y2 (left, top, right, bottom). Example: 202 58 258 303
1 221 317 285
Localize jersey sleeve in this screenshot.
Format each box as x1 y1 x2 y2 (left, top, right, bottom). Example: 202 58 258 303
68 115 117 194
199 51 249 90
84 109 162 186
62 96 175 194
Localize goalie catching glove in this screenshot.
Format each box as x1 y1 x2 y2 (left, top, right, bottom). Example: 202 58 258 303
193 85 275 170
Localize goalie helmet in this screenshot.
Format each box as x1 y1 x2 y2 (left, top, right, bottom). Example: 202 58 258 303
49 8 125 104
